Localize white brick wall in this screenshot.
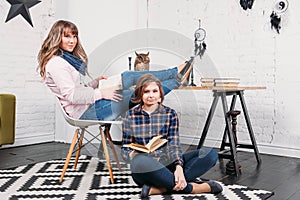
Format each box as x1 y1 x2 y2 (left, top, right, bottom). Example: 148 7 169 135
1 0 300 158
0 0 55 147
147 0 300 158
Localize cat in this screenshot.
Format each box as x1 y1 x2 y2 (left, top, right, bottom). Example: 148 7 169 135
134 51 150 71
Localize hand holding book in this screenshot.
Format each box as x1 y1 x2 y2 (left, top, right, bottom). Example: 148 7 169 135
123 135 167 153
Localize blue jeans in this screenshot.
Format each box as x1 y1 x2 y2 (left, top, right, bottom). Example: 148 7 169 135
80 67 181 120
130 148 218 193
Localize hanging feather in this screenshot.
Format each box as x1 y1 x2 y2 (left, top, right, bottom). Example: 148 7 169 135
199 42 206 59
240 0 255 10
270 11 281 34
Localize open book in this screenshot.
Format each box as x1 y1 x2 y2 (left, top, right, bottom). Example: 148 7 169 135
98 74 122 90
123 135 168 153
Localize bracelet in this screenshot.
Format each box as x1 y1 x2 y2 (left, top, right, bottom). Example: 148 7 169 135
174 159 184 167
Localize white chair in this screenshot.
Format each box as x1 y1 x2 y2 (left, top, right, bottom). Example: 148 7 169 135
56 99 122 184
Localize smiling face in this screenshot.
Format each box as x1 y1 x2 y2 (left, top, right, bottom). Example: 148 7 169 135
142 82 161 109
60 28 78 52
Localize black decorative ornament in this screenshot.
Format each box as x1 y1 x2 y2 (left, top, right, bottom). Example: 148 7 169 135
5 0 41 27
270 12 281 34
240 0 255 10
188 19 207 87
274 0 289 14
193 20 206 61
270 0 289 34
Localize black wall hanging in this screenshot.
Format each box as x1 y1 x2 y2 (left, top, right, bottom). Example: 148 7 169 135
5 0 41 27
240 0 255 10
270 0 289 34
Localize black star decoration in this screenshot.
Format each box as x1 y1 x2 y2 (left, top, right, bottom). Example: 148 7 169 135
5 0 41 27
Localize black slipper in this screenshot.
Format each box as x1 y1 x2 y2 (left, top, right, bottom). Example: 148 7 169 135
193 179 223 194
140 184 151 198
205 181 223 194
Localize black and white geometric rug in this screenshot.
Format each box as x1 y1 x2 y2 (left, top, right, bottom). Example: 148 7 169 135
0 155 274 200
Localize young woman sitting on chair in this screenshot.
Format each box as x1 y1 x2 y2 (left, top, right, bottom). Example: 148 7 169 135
37 20 193 121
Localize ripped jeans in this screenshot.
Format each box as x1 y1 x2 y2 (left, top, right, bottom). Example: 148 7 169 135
80 67 181 120
130 147 218 193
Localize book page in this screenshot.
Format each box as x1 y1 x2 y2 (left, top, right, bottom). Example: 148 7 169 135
123 135 167 153
214 78 240 83
145 135 162 149
149 138 167 151
146 135 167 151
98 74 122 90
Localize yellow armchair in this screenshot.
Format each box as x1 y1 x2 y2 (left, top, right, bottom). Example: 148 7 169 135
0 94 16 146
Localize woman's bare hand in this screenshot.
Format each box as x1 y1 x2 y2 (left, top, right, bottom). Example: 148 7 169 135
129 150 138 159
101 89 123 102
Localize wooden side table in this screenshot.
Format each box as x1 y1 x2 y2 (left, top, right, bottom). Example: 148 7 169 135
179 86 265 176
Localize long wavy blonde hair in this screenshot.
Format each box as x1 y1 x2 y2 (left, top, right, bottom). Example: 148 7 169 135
37 20 88 79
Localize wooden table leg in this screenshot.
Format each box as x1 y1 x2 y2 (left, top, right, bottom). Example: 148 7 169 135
197 93 219 149
238 91 261 164
220 94 237 151
220 93 240 176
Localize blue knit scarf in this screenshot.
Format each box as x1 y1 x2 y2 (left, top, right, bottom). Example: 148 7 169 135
60 50 86 75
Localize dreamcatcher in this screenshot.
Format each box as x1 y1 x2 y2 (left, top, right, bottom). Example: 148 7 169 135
187 19 207 86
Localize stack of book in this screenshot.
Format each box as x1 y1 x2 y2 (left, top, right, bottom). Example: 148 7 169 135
200 78 215 87
200 78 240 88
214 78 240 87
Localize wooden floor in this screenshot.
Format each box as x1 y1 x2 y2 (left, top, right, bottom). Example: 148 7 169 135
1 142 300 200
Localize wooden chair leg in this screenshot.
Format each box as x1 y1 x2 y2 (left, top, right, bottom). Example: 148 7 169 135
74 129 84 169
105 125 121 171
100 126 114 184
59 129 79 183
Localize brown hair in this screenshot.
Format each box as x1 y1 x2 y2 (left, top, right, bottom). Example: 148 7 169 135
37 20 88 78
131 74 165 105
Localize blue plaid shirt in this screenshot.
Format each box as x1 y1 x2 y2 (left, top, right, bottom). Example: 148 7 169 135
121 104 184 167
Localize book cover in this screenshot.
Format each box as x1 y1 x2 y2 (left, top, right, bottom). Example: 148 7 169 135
201 82 215 87
200 78 215 83
214 78 240 83
98 74 122 90
123 135 168 153
214 83 239 87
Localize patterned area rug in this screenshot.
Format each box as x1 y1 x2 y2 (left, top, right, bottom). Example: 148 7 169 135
0 155 274 200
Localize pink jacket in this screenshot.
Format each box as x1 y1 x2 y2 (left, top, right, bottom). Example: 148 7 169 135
45 56 102 119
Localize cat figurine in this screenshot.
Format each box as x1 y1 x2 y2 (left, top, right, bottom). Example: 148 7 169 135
134 51 150 71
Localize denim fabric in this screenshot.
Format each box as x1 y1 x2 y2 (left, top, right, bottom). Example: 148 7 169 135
121 67 178 89
130 148 218 193
80 69 181 120
80 90 133 121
